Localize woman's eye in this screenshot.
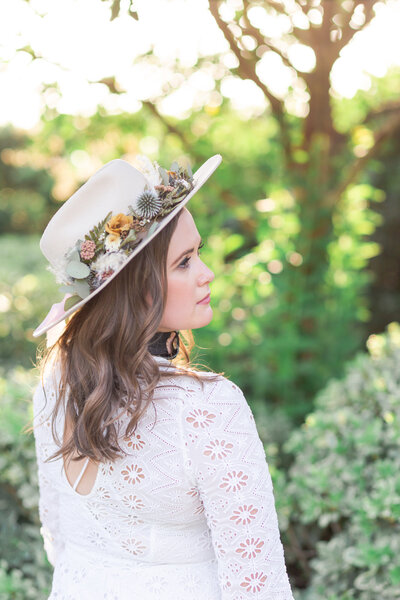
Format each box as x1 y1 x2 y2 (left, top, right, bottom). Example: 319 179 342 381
179 257 191 269
178 242 205 269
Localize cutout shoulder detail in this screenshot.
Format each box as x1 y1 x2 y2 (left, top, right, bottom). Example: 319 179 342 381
72 457 90 491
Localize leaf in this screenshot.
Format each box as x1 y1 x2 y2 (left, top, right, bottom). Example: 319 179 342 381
120 229 137 247
58 285 72 294
67 249 80 262
86 211 113 247
159 167 169 185
170 161 179 172
64 295 82 311
66 261 90 279
147 222 159 236
72 279 91 299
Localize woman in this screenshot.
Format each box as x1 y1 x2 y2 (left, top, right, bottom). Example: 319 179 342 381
32 154 294 599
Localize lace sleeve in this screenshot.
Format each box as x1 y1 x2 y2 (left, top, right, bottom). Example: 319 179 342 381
182 377 295 599
33 379 64 567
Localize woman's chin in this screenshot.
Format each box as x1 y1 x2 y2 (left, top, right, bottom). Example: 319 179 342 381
192 306 213 329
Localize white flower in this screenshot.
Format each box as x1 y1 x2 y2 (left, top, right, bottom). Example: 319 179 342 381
104 235 121 252
91 251 127 275
135 154 161 191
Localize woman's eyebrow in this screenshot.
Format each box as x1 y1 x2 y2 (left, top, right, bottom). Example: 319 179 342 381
171 237 203 266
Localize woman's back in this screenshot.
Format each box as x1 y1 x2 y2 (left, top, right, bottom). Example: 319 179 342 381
33 357 294 599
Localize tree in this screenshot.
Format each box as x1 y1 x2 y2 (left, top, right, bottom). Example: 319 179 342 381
96 0 400 414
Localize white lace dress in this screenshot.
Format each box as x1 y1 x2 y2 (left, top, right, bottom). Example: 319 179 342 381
33 356 295 600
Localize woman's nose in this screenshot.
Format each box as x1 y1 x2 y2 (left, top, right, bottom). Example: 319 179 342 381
198 262 214 285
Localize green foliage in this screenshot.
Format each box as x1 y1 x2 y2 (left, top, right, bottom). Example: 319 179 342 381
0 128 55 235
0 368 52 599
84 211 112 252
195 177 382 420
0 106 383 419
333 68 400 134
0 234 58 370
283 323 400 598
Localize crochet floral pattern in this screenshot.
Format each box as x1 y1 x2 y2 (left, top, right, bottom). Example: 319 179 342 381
32 363 295 599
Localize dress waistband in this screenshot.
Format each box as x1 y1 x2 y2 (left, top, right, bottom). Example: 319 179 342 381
62 540 217 571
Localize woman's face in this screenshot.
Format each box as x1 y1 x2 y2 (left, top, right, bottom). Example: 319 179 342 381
158 208 215 332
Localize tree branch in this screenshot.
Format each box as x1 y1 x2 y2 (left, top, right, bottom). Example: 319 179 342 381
335 1 376 52
143 101 194 152
143 102 256 235
208 0 293 166
209 1 283 115
242 0 295 71
330 111 400 203
362 101 400 125
264 0 313 45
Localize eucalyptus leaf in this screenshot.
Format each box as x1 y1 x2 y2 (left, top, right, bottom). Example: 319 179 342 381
72 279 91 298
187 163 193 178
66 249 80 262
121 229 137 246
148 222 159 236
64 295 83 311
159 167 169 185
58 284 72 294
66 260 90 279
170 161 179 172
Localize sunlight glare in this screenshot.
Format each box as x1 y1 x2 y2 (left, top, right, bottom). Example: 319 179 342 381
0 0 399 128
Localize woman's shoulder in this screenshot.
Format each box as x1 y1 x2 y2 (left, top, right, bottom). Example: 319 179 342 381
160 362 245 405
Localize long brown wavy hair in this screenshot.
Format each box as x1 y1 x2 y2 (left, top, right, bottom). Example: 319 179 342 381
35 210 222 464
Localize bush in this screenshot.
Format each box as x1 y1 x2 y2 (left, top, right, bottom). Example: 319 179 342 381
284 322 400 599
0 235 57 370
0 367 52 599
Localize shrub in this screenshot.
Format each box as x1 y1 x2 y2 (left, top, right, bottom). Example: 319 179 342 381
0 235 57 370
0 367 52 599
284 322 400 599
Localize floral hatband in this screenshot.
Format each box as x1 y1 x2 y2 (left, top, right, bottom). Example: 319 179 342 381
53 157 194 311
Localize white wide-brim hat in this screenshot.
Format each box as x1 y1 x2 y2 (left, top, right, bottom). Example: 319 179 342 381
33 154 222 338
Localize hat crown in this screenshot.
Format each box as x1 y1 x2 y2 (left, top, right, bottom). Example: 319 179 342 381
40 159 147 266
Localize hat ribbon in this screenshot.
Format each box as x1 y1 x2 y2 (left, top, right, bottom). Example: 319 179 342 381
33 293 72 337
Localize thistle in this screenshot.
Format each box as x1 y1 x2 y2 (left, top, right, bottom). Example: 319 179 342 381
136 190 162 219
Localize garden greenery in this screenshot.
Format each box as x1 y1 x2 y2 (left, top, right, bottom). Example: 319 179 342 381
282 322 400 599
2 324 400 597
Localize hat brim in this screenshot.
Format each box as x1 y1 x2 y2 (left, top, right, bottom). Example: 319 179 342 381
33 154 222 338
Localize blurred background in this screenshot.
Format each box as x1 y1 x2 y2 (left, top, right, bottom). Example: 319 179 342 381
1 0 400 597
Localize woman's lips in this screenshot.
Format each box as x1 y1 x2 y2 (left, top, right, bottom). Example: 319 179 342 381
197 293 211 304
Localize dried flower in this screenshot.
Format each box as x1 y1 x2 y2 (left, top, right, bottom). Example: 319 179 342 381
155 184 174 194
80 240 97 260
91 251 127 276
59 156 194 299
131 217 148 233
135 190 162 219
105 213 134 243
105 235 121 252
135 155 162 191
100 268 114 281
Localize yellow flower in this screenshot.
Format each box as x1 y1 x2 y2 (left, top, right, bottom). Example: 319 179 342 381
105 213 134 243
